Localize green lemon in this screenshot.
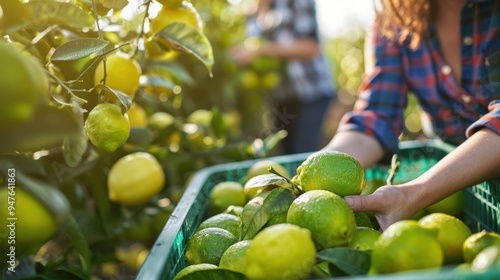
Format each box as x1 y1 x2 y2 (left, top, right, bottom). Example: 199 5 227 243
197 213 241 238
418 213 472 264
185 227 237 265
471 245 500 272
295 150 366 197
245 223 316 280
286 190 356 249
370 220 443 274
348 227 382 252
85 103 130 152
426 191 465 217
173 264 218 280
209 181 246 214
463 230 500 263
219 240 252 273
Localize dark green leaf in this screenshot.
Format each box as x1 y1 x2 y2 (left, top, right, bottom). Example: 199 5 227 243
241 191 271 240
128 127 153 145
317 247 371 275
174 268 245 280
262 187 295 214
94 84 132 111
0 106 81 153
16 171 72 225
26 2 94 29
244 174 290 190
0 155 46 178
62 125 88 168
155 22 214 75
64 216 92 274
51 38 110 61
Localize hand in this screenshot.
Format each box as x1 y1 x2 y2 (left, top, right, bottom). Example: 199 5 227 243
344 185 418 231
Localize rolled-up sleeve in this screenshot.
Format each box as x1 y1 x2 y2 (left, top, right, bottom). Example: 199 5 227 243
338 28 408 155
466 100 500 137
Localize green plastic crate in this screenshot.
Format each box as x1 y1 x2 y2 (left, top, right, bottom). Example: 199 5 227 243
137 140 500 280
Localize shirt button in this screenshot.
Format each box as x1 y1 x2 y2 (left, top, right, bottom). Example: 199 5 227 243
463 36 473 45
461 94 471 103
441 65 452 75
485 58 490 67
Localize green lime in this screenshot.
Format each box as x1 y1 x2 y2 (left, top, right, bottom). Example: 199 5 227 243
185 227 237 265
219 240 252 273
197 213 241 238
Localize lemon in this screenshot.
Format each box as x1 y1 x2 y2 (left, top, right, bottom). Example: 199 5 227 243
157 0 183 8
185 227 237 265
127 102 148 128
426 191 465 217
245 223 316 280
286 190 356 249
295 150 366 197
348 227 382 252
108 152 165 206
85 103 130 153
186 109 212 127
239 70 260 91
261 71 281 90
244 159 291 199
197 213 241 238
471 245 500 272
418 213 472 264
148 111 175 131
115 243 149 271
94 53 142 100
173 264 218 280
149 1 203 34
370 220 443 274
209 181 246 214
0 187 58 253
0 42 48 127
463 230 500 263
219 240 252 273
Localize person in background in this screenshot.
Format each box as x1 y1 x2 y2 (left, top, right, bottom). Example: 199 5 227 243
230 0 337 154
324 0 500 230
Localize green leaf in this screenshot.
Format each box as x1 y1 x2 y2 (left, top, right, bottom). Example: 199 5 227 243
262 187 295 214
155 22 214 75
51 38 110 61
316 247 371 275
16 171 72 226
0 105 81 153
26 1 94 29
174 268 245 280
94 84 132 112
64 216 92 275
62 125 88 168
241 191 271 240
98 0 128 10
148 61 196 86
0 0 32 33
244 174 290 191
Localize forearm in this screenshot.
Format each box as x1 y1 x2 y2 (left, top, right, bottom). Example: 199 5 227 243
322 130 384 168
407 128 500 211
257 38 321 61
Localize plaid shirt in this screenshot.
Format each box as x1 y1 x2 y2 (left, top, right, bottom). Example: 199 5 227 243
339 0 500 155
246 0 336 103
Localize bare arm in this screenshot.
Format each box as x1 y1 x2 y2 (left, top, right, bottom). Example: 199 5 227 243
230 38 321 66
345 128 500 230
322 130 385 168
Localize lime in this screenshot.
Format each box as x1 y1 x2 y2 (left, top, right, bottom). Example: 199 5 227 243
370 220 443 274
418 213 472 264
185 227 237 265
348 227 382 252
295 150 366 197
85 103 130 152
173 264 218 280
209 181 246 214
108 152 165 206
197 213 241 238
471 245 500 272
286 190 356 249
463 230 500 263
426 191 465 217
219 240 252 273
245 223 316 280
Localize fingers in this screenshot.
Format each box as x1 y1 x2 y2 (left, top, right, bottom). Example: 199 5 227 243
344 195 376 212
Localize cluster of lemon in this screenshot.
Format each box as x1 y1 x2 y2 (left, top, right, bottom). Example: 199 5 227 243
173 151 500 280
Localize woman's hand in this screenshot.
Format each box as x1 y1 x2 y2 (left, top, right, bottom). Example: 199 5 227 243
344 185 419 231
